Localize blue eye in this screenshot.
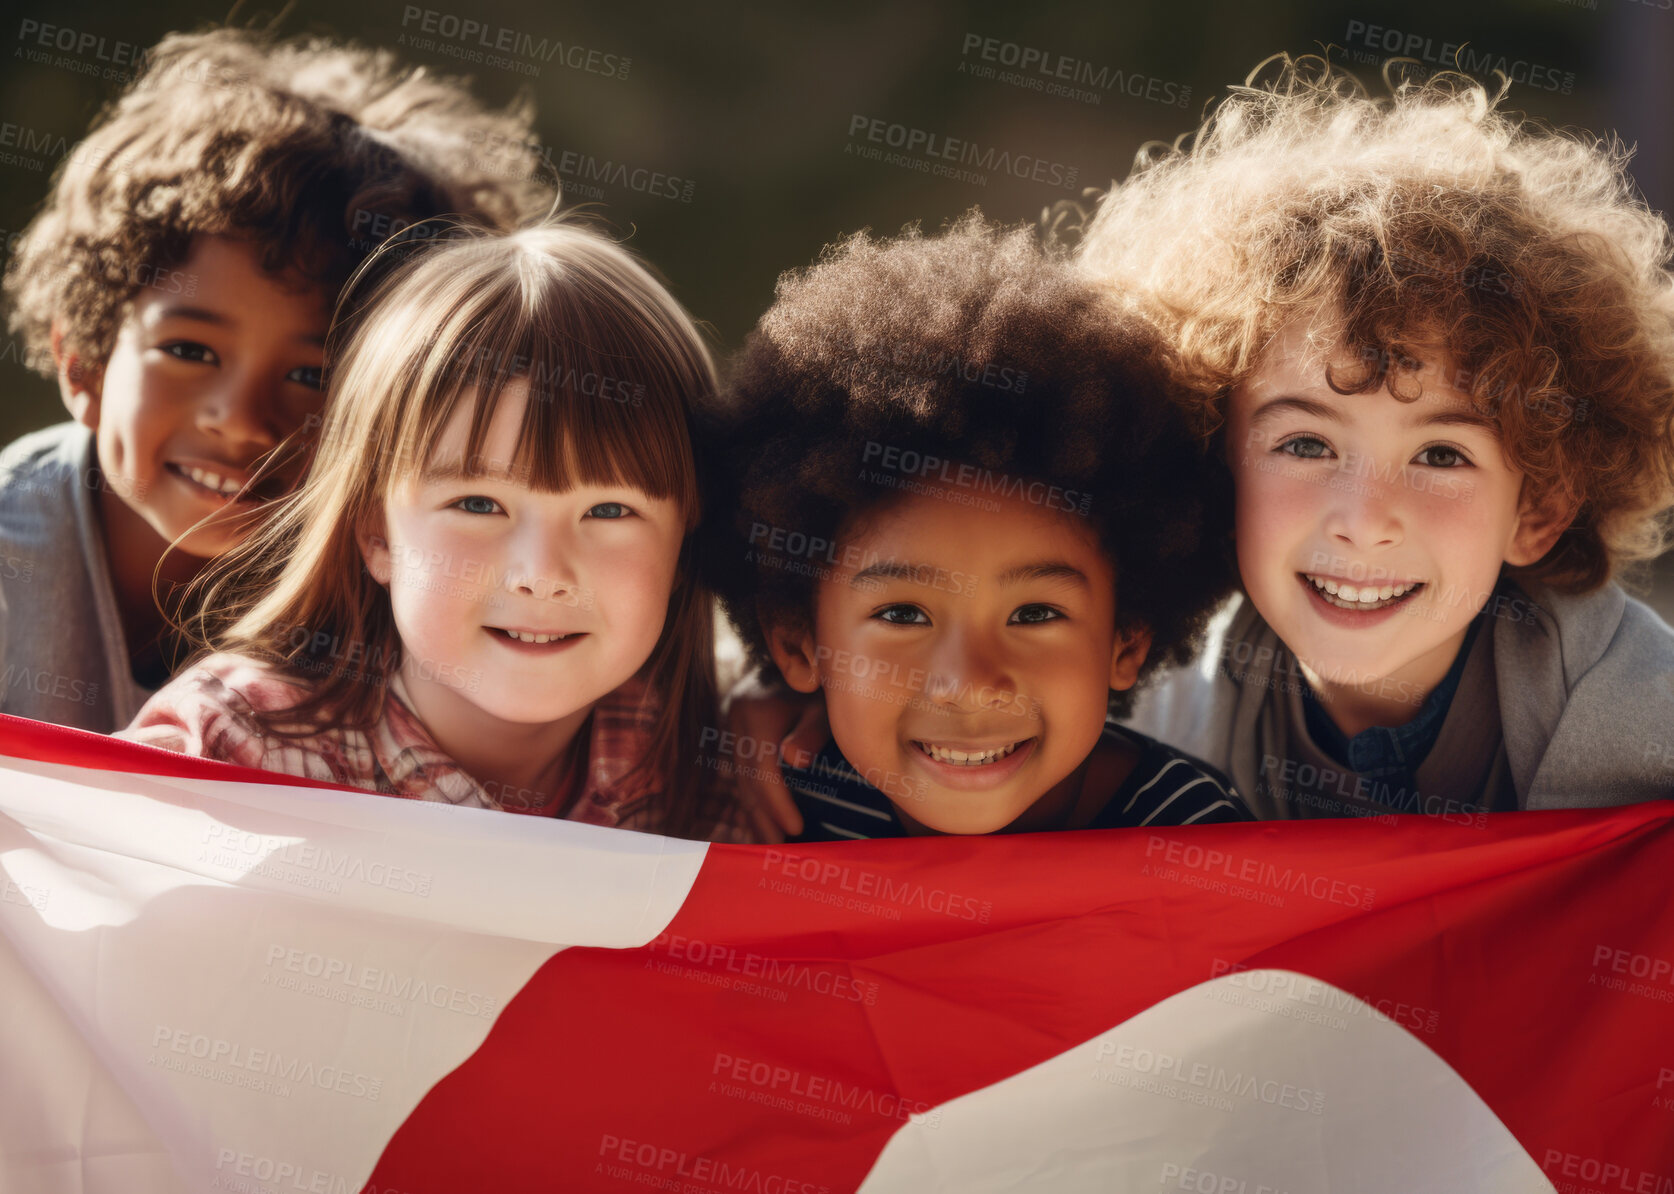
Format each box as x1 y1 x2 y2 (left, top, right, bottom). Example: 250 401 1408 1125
288 364 325 390
163 341 217 365
453 495 502 515
1010 604 1063 625
1276 435 1333 460
873 604 929 625
587 502 632 519
1414 444 1470 468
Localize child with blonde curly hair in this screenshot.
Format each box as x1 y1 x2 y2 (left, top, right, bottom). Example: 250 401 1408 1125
0 26 550 731
1078 55 1674 817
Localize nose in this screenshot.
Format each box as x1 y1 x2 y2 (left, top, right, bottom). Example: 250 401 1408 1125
502 518 581 605
1322 465 1405 552
921 624 1018 714
196 365 282 455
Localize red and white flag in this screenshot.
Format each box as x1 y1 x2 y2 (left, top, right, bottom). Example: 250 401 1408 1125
2 713 1671 1194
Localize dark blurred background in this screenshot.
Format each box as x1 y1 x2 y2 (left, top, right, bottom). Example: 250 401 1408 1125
3 0 1673 615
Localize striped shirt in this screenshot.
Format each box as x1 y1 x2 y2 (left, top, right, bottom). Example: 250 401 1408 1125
783 723 1251 841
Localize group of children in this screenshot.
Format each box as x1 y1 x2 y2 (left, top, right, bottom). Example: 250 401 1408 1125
2 34 1670 845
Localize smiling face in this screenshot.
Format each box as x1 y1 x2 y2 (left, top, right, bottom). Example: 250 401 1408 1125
766 480 1147 836
60 234 330 559
358 380 686 741
1226 317 1560 726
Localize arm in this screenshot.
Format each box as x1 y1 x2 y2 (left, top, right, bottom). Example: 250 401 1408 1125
116 656 293 774
721 670 829 843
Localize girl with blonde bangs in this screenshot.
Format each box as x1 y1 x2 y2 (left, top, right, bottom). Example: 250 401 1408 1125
122 220 743 842
1075 54 1674 816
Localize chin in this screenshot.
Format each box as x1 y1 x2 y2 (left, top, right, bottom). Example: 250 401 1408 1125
916 803 1021 837
164 527 238 561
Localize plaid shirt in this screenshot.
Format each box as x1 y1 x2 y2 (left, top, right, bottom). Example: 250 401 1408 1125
120 652 730 836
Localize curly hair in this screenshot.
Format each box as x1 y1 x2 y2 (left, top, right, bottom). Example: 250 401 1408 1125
697 213 1238 717
4 25 554 373
1076 54 1674 593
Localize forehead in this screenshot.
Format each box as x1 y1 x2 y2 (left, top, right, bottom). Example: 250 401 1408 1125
840 478 1113 579
1234 318 1476 416
131 234 331 329
415 380 535 475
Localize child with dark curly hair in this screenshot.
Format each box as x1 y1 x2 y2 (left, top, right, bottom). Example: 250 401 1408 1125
1077 55 1674 817
699 216 1251 839
0 27 551 731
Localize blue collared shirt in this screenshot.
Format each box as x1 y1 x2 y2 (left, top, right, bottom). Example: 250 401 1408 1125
1302 614 1484 780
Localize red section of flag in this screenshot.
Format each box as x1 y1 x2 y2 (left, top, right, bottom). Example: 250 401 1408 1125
0 712 352 791
364 803 1674 1191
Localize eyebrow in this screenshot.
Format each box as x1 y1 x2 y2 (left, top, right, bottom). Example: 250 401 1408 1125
1251 394 1499 432
850 559 1090 589
1249 396 1338 425
155 305 230 327
417 462 529 485
154 305 327 347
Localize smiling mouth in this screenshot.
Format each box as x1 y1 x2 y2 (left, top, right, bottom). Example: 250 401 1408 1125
1301 573 1426 611
168 463 284 503
911 739 1030 767
487 627 584 645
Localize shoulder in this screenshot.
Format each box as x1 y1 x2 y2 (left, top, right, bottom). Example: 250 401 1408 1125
1093 723 1253 827
0 423 91 503
1498 577 1674 711
1491 577 1674 804
0 423 93 545
159 652 315 712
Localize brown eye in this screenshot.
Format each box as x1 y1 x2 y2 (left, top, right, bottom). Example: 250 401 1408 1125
1415 445 1469 468
162 341 217 364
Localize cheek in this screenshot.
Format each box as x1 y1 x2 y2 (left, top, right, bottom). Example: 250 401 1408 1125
387 567 470 648
1233 483 1297 594
593 535 682 635
822 671 899 779
1236 465 1314 539
1409 485 1516 578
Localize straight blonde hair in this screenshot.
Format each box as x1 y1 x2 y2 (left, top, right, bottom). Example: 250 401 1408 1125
191 218 729 838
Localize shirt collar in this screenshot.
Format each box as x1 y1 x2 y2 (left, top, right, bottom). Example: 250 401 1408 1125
1302 610 1485 778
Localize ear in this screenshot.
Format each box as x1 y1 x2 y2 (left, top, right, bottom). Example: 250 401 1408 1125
1505 480 1578 568
1109 622 1153 691
50 321 102 429
761 607 821 694
356 515 393 585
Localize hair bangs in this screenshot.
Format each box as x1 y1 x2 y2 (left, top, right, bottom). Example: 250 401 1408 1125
372 233 701 523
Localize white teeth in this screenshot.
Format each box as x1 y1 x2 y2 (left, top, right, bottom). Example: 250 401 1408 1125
185 466 241 496
1304 574 1422 610
505 630 570 644
918 741 1022 766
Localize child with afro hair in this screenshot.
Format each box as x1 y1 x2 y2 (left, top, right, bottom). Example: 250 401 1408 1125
0 26 551 731
1077 55 1674 817
699 215 1251 839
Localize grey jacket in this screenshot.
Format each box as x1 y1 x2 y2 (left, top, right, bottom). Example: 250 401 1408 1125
0 422 152 732
1124 580 1674 811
